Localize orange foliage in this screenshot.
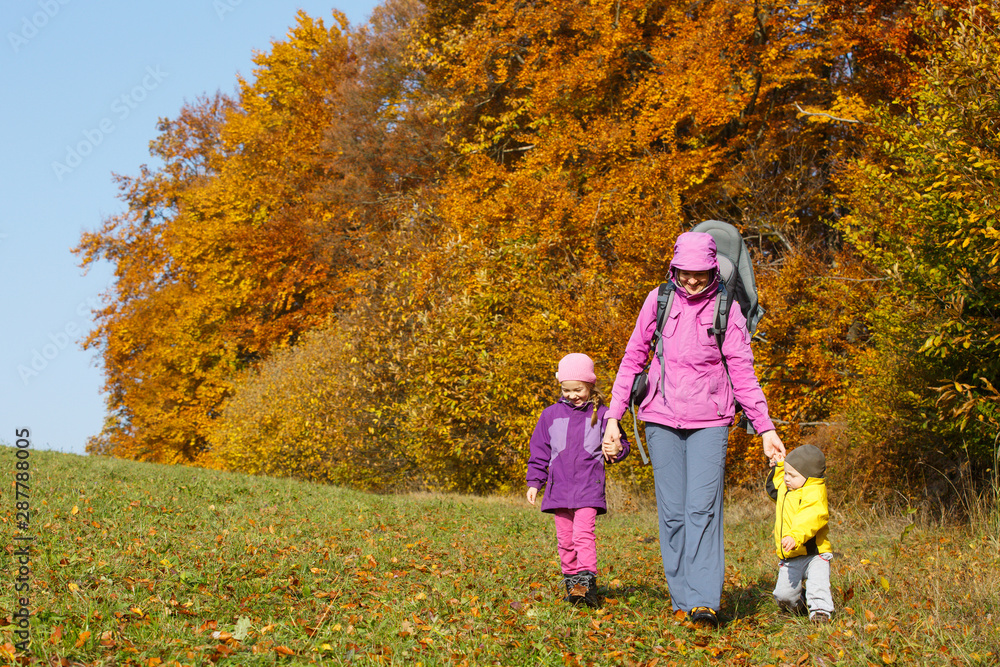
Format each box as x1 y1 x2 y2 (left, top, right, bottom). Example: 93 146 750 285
75 13 356 462
79 0 953 493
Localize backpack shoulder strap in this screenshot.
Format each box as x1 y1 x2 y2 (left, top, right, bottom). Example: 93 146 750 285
652 282 677 401
708 282 756 434
709 281 729 349
649 281 676 353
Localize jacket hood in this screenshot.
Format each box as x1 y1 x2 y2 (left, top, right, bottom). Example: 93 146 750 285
669 232 719 274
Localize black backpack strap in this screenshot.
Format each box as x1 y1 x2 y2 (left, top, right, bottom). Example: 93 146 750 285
654 282 675 401
708 281 729 345
708 283 755 434
650 282 675 353
629 282 675 466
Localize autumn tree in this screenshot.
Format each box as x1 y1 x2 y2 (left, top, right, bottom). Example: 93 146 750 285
76 12 358 463
81 0 995 497
208 0 454 486
838 1 1000 487
390 0 917 486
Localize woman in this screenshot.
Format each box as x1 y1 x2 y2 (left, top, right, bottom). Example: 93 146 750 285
602 231 785 627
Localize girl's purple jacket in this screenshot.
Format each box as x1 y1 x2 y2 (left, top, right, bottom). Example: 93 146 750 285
526 399 630 514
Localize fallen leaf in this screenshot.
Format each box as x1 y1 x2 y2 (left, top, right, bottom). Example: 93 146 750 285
275 645 295 656
233 616 252 641
74 631 91 648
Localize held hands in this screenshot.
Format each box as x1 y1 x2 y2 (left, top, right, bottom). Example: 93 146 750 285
526 487 538 505
602 418 622 449
602 419 623 462
762 429 786 465
602 439 623 462
781 535 797 552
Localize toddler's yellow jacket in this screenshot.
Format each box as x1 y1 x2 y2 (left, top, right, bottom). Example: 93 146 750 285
766 461 832 560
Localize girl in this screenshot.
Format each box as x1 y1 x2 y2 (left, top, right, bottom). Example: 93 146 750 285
526 353 630 607
602 231 785 627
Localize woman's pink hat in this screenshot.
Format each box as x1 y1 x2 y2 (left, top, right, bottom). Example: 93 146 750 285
556 353 597 384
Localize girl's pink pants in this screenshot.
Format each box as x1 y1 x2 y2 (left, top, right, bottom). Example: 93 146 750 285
552 507 598 575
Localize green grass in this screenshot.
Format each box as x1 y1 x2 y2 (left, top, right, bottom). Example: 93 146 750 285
1 448 998 666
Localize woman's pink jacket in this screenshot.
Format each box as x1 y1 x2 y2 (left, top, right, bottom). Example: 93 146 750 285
607 234 775 433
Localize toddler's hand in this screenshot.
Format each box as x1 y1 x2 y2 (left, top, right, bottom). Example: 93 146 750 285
781 535 796 552
526 487 538 505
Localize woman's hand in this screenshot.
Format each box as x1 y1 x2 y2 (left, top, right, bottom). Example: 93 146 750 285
761 429 786 464
602 418 622 453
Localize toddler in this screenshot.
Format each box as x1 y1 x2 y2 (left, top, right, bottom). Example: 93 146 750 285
766 444 834 623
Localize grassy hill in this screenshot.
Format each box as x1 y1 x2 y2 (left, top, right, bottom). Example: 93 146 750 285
0 448 997 665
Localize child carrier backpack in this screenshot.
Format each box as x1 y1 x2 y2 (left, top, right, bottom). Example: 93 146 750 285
628 220 764 462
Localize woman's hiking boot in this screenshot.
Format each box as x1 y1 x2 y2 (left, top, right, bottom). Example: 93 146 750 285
689 606 719 628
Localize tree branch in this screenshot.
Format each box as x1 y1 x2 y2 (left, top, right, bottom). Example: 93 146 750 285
794 102 861 124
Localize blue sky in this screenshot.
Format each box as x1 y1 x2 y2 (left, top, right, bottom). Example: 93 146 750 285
1 1 382 455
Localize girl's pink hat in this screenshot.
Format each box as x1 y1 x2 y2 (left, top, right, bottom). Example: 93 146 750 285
556 353 597 384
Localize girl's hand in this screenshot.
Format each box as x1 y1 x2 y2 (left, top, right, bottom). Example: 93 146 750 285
762 430 786 463
781 535 797 552
526 487 538 505
602 439 622 462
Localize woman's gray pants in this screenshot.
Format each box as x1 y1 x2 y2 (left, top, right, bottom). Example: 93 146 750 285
646 424 728 613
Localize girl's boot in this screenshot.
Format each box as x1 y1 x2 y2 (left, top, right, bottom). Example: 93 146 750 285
579 571 601 608
565 574 588 605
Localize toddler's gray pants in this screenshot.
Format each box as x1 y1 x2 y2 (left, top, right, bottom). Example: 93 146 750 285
773 552 834 618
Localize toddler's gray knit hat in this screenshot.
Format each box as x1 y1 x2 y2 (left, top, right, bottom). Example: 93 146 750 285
784 444 826 479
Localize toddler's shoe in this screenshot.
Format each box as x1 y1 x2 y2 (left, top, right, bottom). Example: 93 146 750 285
810 611 831 624
777 591 807 616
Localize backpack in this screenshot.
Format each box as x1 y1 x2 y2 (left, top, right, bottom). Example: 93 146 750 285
628 220 764 463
